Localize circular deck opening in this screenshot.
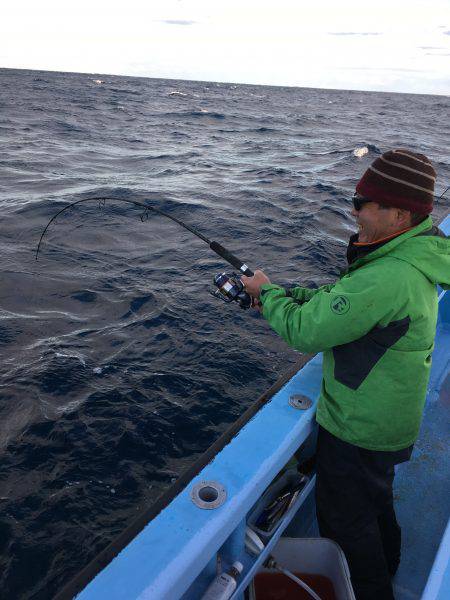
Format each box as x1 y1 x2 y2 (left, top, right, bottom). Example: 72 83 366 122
199 485 219 503
191 481 226 509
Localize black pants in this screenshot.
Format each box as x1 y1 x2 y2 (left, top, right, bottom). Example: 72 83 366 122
315 426 408 600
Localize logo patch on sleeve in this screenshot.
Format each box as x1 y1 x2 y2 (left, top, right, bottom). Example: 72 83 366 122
330 295 350 315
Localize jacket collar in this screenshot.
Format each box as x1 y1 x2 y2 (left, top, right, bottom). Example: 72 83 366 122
346 216 434 268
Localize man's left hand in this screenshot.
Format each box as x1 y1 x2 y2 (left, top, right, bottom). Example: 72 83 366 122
241 270 271 299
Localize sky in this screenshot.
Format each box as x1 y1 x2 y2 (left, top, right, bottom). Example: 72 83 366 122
1 0 449 95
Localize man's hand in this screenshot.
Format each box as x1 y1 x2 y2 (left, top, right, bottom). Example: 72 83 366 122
241 270 271 299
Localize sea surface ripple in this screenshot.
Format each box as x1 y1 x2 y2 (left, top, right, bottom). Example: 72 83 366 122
0 68 449 598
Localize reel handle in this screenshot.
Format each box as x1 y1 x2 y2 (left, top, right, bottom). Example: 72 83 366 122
209 241 254 277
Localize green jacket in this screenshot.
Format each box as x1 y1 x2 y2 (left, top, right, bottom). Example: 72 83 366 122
260 216 450 451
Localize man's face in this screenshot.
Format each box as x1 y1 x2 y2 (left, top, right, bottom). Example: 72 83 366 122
351 201 403 243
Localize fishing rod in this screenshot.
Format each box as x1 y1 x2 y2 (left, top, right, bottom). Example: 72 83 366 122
35 196 255 309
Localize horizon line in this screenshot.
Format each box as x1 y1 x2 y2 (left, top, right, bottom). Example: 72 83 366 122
0 65 448 98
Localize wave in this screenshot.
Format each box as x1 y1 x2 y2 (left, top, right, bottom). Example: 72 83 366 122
244 167 291 177
250 127 277 133
311 183 343 196
104 87 143 96
168 91 188 97
163 110 226 119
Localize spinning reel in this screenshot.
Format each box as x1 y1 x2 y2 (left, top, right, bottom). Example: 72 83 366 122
211 272 252 309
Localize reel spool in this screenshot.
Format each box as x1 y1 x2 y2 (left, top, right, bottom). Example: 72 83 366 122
211 272 252 309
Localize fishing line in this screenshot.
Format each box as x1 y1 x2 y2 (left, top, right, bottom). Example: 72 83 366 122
36 197 253 273
438 186 449 201
35 196 255 308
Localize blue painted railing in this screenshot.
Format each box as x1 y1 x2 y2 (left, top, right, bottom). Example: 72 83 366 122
421 213 450 600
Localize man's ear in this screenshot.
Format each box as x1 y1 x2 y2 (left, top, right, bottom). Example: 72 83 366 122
397 209 413 228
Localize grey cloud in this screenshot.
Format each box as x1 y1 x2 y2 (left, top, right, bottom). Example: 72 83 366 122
444 31 450 35
426 52 450 56
342 67 425 73
328 32 382 36
160 19 197 26
419 46 444 50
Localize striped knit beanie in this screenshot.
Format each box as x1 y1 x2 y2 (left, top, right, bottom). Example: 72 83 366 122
356 149 436 215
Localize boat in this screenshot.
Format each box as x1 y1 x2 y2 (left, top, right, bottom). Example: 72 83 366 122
55 214 450 600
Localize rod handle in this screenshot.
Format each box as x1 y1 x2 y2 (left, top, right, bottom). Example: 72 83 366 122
209 241 254 276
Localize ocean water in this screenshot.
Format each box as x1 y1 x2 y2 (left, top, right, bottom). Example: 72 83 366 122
0 68 449 599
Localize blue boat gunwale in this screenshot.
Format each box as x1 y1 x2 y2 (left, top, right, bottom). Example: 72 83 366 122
54 353 315 600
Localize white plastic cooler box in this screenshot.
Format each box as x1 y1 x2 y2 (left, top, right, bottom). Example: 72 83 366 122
250 537 355 600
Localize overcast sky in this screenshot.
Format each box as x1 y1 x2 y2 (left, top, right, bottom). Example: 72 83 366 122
1 0 449 95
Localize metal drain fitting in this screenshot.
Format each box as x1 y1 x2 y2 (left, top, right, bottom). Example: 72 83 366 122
289 394 313 410
191 481 227 509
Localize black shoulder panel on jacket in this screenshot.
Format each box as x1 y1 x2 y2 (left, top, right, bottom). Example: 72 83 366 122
333 316 411 390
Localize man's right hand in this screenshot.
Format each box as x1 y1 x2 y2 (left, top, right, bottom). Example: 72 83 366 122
241 269 271 298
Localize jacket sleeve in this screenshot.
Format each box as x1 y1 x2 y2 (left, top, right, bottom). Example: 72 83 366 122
259 269 397 354
288 283 335 303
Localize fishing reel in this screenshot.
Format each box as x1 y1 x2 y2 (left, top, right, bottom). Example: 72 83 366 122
211 272 252 309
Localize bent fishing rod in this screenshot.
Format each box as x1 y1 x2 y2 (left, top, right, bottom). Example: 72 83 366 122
35 196 255 309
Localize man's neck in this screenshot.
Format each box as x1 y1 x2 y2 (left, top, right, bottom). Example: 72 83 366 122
347 226 413 265
353 225 415 247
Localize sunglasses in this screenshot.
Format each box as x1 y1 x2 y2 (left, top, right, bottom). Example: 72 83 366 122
352 194 372 211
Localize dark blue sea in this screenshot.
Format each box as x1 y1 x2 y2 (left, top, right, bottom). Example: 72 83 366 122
0 68 449 599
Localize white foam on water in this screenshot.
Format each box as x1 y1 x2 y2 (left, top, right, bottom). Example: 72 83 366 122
54 351 86 366
353 146 369 158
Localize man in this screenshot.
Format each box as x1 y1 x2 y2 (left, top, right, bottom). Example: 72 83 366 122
242 149 449 600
